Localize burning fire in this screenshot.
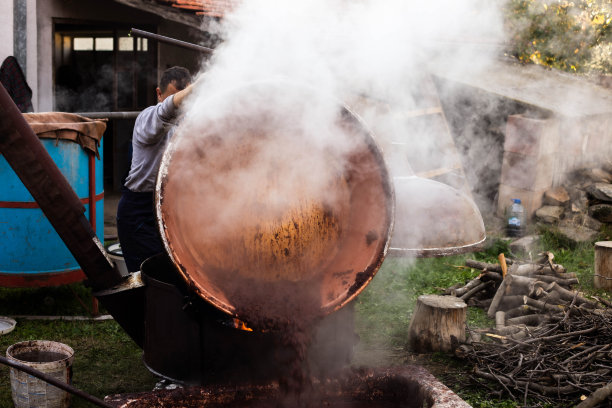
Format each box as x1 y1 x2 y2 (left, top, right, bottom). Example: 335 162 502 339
233 318 253 331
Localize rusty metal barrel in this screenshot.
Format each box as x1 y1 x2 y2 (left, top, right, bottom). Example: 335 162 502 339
156 81 394 323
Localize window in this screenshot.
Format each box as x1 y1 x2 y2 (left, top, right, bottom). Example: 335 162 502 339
95 37 113 51
73 37 93 51
119 37 133 51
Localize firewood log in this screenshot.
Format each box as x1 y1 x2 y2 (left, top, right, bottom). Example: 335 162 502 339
499 295 527 310
495 311 505 330
544 282 597 308
506 313 553 326
504 304 540 319
440 282 463 295
465 259 514 272
478 271 502 282
576 381 612 408
452 278 482 297
487 277 509 318
530 275 579 287
523 296 566 314
460 280 495 301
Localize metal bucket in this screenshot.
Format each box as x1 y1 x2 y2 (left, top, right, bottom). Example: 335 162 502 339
6 340 74 408
140 253 358 384
156 81 394 322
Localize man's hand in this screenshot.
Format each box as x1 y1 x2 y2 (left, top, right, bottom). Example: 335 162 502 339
172 74 204 109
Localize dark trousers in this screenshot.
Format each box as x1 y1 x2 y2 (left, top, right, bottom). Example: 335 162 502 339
116 187 164 272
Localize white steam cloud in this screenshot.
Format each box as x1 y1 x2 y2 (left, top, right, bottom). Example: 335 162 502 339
197 0 504 104
168 0 505 256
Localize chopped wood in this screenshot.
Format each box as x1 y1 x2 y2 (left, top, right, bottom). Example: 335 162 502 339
460 280 494 301
544 282 597 309
468 298 492 309
452 278 482 297
504 305 541 319
532 288 568 305
522 296 566 314
441 282 463 295
499 295 528 310
593 295 612 308
487 277 509 318
530 274 579 286
465 259 513 272
459 302 612 406
576 381 612 408
444 251 612 406
505 313 553 326
498 253 508 278
478 270 502 282
495 311 506 330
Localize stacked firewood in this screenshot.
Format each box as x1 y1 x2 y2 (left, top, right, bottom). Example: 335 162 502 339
444 253 612 407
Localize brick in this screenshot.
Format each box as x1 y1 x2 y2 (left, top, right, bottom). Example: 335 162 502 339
500 151 554 191
504 115 558 157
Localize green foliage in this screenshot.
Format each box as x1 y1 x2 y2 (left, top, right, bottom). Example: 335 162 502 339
473 237 513 261
505 0 612 73
0 283 99 316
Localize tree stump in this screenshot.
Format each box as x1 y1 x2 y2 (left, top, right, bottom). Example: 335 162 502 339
408 295 466 353
594 241 612 290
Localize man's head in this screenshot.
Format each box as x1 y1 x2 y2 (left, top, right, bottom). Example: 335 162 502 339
157 66 192 102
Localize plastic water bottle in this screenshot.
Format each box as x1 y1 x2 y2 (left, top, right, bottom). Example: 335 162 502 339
506 198 525 237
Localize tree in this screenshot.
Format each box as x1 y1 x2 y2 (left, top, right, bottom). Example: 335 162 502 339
505 0 611 73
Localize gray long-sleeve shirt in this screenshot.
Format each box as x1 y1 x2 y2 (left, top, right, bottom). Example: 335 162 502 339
124 95 178 192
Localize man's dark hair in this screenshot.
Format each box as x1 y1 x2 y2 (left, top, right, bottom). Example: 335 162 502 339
159 66 191 93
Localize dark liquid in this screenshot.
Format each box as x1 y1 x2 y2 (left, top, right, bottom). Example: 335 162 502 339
13 351 69 363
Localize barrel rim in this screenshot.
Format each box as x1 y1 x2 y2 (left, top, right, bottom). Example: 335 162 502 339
155 80 395 318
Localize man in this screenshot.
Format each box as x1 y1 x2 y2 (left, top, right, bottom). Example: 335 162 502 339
117 66 195 272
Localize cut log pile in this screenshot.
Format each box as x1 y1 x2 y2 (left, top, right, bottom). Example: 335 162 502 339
444 252 612 406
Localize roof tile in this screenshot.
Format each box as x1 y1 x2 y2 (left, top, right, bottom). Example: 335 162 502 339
157 0 235 17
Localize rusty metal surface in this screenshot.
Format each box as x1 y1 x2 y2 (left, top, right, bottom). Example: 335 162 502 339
389 176 486 258
104 365 470 407
156 82 394 320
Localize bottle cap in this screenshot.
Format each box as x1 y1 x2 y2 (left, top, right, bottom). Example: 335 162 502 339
512 198 521 204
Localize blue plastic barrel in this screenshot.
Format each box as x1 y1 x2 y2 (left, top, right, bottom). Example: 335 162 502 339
0 137 104 287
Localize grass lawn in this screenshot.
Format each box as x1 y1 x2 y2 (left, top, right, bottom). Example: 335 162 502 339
0 226 609 407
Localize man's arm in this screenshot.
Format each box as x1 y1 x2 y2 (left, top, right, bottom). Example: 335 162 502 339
172 81 195 109
133 97 178 145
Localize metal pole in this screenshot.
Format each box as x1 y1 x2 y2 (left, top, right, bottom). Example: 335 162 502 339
130 28 213 55
0 356 114 408
74 111 141 119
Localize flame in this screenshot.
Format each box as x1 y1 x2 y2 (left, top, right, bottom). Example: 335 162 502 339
233 318 253 332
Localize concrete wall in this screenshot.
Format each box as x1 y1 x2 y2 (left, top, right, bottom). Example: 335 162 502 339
0 2 14 64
